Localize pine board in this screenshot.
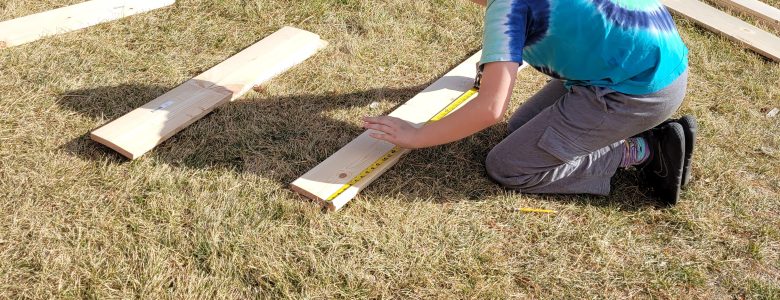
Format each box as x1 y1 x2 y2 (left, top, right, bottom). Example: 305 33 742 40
91 26 327 159
709 0 780 31
0 0 175 49
291 51 528 211
663 0 780 62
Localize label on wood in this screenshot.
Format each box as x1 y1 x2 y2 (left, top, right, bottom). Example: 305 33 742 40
0 0 176 49
663 0 780 62
290 51 528 211
90 26 327 159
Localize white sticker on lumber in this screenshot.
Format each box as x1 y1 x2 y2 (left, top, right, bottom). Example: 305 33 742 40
662 0 780 62
0 0 175 49
91 26 327 159
709 0 780 31
291 52 528 211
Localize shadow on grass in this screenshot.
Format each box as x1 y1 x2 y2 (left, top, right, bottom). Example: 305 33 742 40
56 82 657 211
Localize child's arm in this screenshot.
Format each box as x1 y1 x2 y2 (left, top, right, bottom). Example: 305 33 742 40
362 61 519 149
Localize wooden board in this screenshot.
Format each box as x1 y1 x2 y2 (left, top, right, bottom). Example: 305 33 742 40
291 51 528 211
709 0 780 31
662 0 780 62
0 0 175 49
90 26 327 159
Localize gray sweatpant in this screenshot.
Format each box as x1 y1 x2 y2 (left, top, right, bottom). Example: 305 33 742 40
485 71 688 195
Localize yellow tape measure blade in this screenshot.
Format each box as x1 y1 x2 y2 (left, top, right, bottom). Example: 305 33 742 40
325 88 479 202
429 88 478 122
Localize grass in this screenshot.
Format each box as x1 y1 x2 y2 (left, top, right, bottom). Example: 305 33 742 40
1 0 779 298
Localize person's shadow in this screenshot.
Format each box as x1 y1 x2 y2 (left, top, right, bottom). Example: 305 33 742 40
56 61 655 211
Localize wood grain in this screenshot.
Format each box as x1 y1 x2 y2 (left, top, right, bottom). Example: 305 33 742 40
291 51 528 211
663 0 780 62
90 26 327 159
709 0 780 31
0 0 175 49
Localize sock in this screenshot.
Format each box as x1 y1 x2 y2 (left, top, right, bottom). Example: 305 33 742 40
620 137 651 167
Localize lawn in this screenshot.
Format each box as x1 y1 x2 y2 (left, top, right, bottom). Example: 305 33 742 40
1 0 778 298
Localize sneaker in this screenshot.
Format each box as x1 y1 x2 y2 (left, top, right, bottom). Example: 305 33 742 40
638 122 686 206
660 115 697 187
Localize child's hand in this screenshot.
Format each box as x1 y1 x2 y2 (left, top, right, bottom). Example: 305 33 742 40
362 116 421 149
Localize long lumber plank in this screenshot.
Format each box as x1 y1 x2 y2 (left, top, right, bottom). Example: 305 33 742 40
0 0 175 49
709 0 780 31
662 0 780 62
291 51 528 211
90 26 327 159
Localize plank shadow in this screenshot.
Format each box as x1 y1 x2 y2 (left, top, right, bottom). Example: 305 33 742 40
57 83 657 211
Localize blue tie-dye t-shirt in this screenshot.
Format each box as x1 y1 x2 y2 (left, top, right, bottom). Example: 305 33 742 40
480 0 688 95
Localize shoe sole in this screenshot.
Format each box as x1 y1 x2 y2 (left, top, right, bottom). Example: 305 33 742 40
677 115 697 187
661 115 697 187
659 123 686 206
637 123 686 206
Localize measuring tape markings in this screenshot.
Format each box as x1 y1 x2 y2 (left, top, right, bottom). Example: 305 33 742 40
326 88 479 202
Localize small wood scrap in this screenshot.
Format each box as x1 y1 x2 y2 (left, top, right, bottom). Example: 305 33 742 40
766 107 779 118
759 146 776 156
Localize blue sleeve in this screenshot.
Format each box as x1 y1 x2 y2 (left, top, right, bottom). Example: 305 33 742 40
480 0 527 66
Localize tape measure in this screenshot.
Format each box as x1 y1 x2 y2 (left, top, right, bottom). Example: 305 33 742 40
325 87 480 202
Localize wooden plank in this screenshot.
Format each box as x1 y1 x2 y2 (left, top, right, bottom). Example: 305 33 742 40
709 0 780 31
0 0 175 49
290 51 528 211
662 0 780 62
90 26 327 159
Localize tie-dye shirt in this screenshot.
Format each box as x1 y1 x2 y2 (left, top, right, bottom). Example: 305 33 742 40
480 0 688 95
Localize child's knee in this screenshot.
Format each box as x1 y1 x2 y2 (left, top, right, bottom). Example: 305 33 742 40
485 149 536 189
506 120 523 134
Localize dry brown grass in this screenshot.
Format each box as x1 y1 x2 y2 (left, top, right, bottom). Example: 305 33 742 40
1 0 779 298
